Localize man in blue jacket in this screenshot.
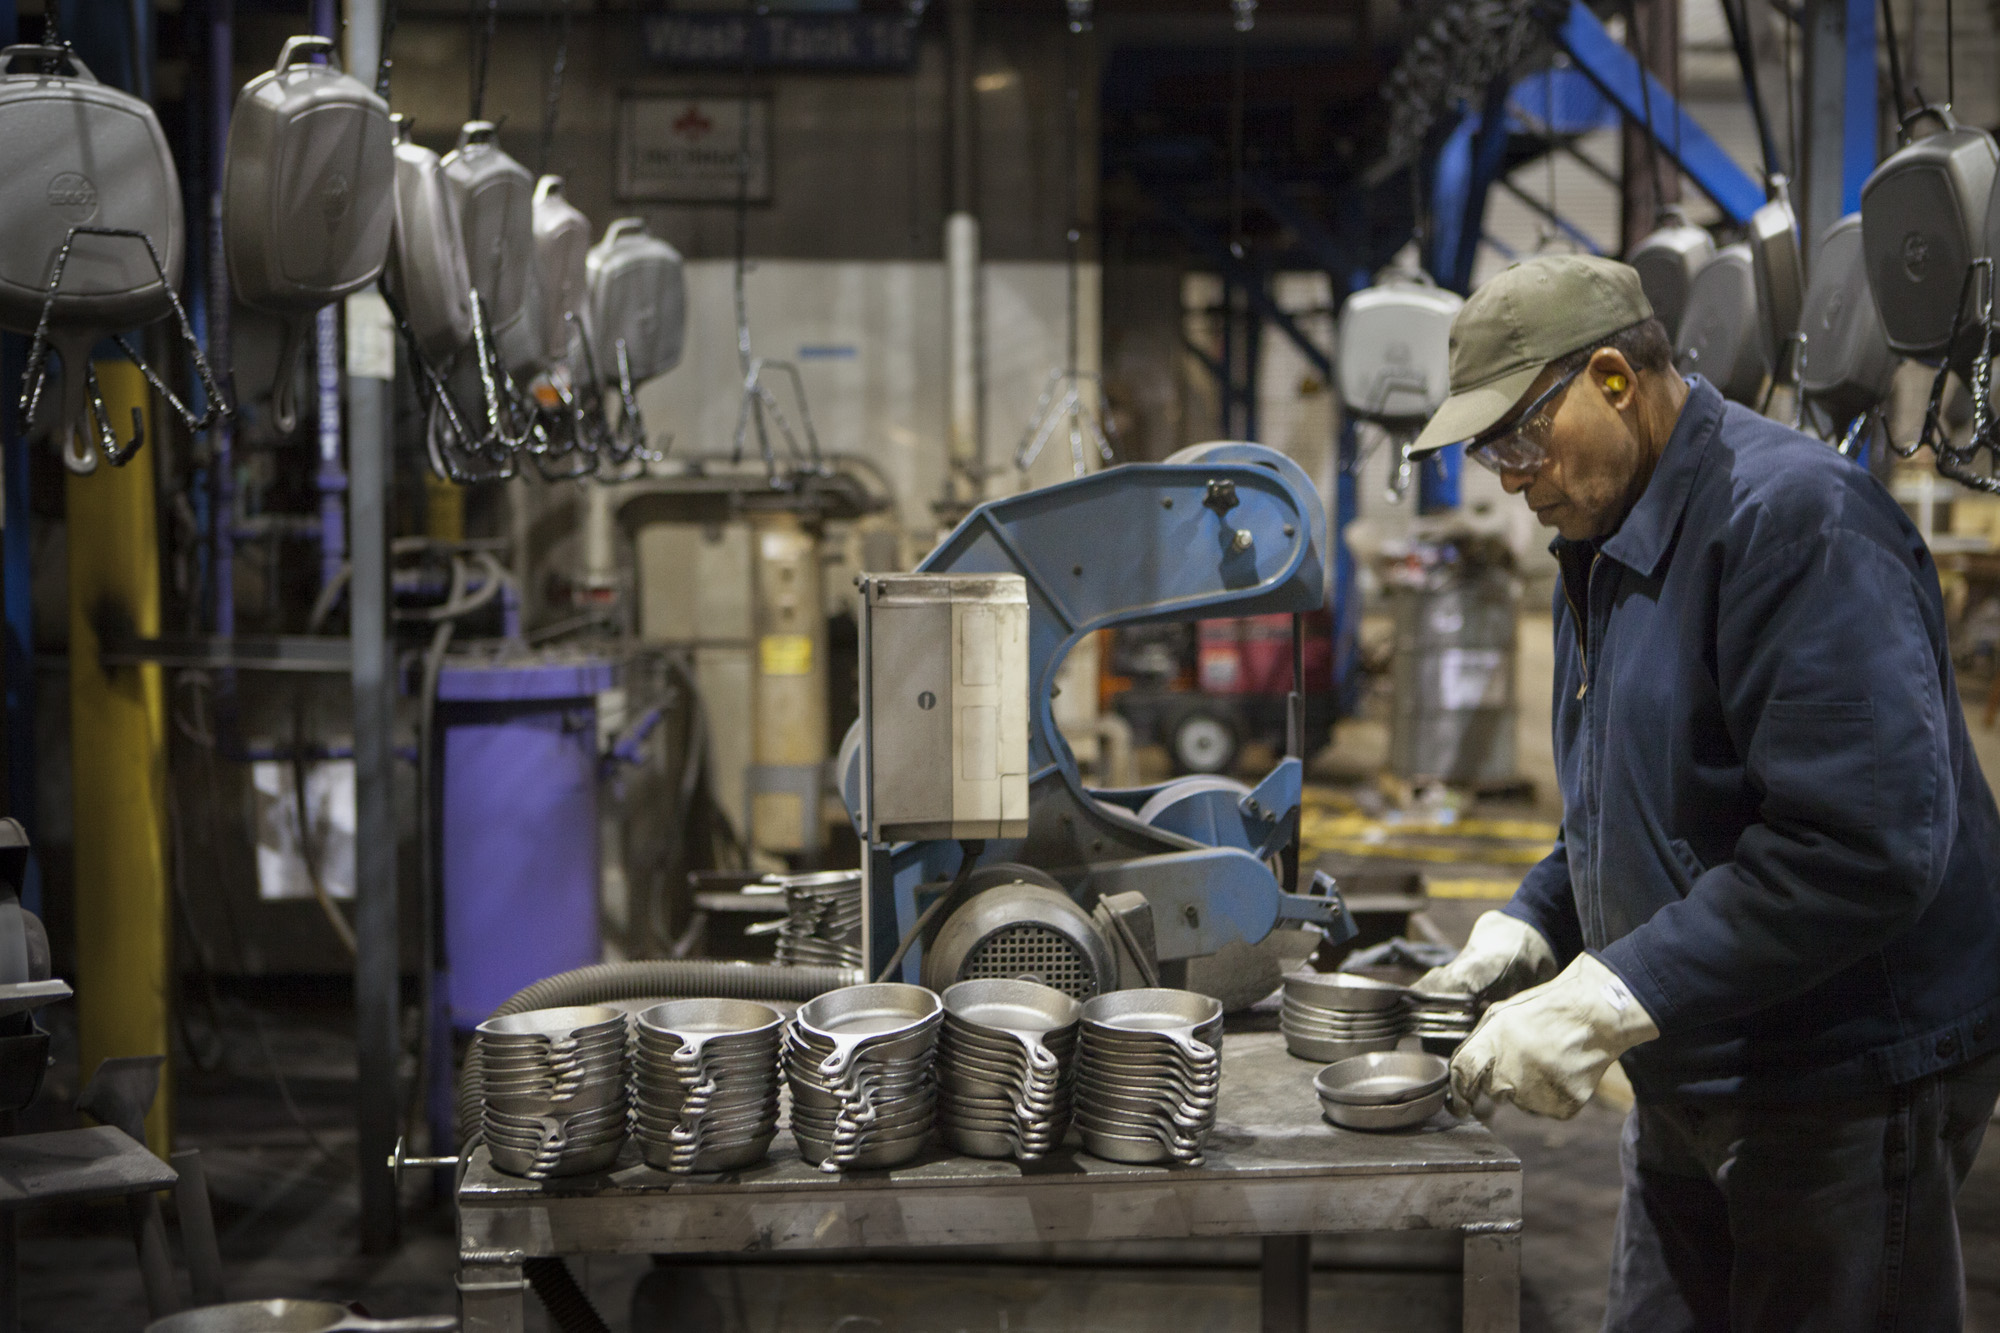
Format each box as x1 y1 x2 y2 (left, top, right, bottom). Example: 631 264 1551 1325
1405 254 2000 1329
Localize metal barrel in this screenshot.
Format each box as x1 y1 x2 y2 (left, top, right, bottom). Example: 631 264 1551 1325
1387 567 1519 785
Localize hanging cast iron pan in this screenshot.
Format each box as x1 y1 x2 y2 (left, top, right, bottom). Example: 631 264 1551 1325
385 115 474 368
1747 184 1804 371
532 176 592 369
1675 243 1770 405
1333 267 1461 425
585 218 687 386
1861 105 1997 365
223 35 395 433
440 121 540 376
1800 214 1898 428
1627 208 1714 341
0 43 182 472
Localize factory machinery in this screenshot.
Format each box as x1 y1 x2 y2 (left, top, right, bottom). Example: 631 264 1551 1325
847 440 1357 996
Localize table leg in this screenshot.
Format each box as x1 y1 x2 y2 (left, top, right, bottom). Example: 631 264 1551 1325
1462 1224 1521 1333
0 1210 16 1333
458 1255 529 1333
127 1192 179 1318
1260 1233 1310 1333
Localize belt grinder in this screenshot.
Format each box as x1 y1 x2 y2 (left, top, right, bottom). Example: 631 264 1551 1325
841 442 1357 996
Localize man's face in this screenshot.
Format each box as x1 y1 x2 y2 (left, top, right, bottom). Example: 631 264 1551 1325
1491 353 1650 542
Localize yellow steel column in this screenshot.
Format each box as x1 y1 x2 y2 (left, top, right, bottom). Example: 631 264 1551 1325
66 361 171 1154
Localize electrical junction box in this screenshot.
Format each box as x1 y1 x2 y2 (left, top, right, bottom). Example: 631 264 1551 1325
860 573 1029 843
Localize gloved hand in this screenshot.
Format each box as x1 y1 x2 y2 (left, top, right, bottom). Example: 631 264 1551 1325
1448 953 1659 1120
1414 910 1557 1003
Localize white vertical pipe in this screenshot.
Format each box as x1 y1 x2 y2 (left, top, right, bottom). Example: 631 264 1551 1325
947 212 981 503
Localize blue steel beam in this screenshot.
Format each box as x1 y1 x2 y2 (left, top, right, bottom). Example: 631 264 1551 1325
1840 0 1876 212
1143 184 1334 378
1553 0 1765 225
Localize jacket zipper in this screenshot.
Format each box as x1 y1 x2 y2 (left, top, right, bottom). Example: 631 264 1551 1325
1563 552 1601 699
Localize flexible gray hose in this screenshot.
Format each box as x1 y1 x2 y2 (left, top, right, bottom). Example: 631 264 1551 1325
456 960 860 1148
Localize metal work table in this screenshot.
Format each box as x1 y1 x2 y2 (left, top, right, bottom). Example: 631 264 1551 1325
457 1031 1522 1332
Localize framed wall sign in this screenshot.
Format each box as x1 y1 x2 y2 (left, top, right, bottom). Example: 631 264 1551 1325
617 94 773 203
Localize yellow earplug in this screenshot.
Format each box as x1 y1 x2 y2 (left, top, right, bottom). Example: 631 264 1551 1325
1606 374 1628 394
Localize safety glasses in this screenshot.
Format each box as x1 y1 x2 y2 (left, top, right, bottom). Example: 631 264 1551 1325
1463 365 1583 475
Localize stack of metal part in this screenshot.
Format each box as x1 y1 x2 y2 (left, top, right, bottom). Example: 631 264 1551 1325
764 870 864 970
1280 971 1412 1062
1314 1051 1451 1132
935 979 1080 1161
1074 989 1223 1166
1409 989 1478 1054
785 983 942 1172
476 1006 629 1179
631 999 783 1174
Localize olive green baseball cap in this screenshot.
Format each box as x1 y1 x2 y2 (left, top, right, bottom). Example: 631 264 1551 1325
1407 254 1655 458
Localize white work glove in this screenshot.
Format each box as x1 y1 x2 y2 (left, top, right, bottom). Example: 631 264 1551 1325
1415 910 1557 1004
1448 954 1659 1120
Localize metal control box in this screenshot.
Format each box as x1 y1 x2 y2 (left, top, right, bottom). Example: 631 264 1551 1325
860 573 1030 842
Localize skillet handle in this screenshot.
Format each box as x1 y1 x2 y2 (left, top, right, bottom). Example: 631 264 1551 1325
457 120 499 150
601 218 648 246
0 44 96 80
274 35 341 73
331 1317 459 1331
535 175 566 203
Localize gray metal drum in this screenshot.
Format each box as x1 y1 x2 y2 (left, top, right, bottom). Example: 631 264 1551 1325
222 36 394 315
1628 212 1714 340
1801 213 1897 427
1335 273 1461 424
385 117 472 366
1748 194 1803 365
585 218 687 386
532 175 592 368
1861 108 1996 362
0 43 181 334
1388 569 1519 785
440 121 537 373
1675 244 1769 404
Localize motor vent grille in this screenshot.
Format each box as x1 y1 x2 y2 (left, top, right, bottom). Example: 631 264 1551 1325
961 924 1099 999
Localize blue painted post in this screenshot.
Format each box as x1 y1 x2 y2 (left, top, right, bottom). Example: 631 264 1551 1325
1332 418 1362 717
1555 0 1764 226
1841 0 1875 212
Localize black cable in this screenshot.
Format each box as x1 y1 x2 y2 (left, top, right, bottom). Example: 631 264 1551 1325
375 0 399 99
1717 0 1781 183
1945 0 1954 107
873 840 984 983
523 1257 612 1333
1227 20 1247 261
538 0 570 176
1621 0 1670 226
1879 0 1909 119
470 0 499 123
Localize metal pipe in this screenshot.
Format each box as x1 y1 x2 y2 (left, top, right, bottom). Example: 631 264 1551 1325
344 0 399 1255
209 0 234 641
315 306 346 595
945 0 980 504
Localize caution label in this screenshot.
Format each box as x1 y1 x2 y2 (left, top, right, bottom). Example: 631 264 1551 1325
760 634 813 676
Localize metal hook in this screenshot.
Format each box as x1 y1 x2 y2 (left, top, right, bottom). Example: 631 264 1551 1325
18 225 232 473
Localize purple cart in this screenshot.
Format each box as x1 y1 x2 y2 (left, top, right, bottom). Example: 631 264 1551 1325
438 655 614 1029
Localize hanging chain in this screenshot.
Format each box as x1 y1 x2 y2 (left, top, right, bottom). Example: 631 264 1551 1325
470 0 499 123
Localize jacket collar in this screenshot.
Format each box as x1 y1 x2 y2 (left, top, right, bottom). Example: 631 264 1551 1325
1550 375 1720 579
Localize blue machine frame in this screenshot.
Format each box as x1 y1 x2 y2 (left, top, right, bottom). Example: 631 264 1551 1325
843 443 1350 983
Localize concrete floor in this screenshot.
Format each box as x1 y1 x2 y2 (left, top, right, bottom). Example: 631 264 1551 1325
15 613 2000 1330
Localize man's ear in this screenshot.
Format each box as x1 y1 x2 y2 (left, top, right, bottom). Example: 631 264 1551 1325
1588 348 1637 409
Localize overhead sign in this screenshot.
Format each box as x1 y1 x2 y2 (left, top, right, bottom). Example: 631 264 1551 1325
640 13 918 71
617 95 772 203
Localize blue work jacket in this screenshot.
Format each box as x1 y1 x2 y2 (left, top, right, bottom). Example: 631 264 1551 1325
1504 376 2000 1103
